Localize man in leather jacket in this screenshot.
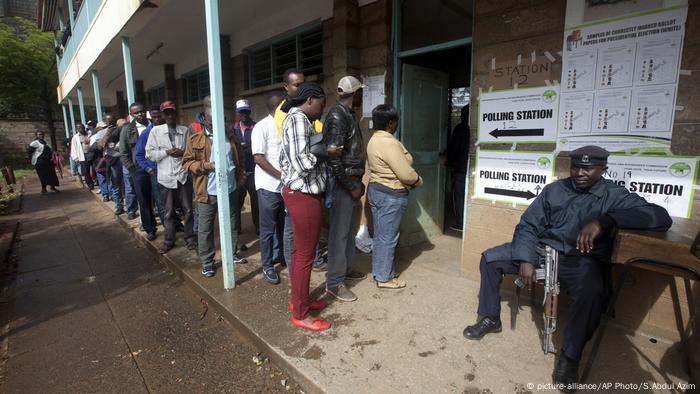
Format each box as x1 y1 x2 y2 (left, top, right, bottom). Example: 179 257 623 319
323 76 368 302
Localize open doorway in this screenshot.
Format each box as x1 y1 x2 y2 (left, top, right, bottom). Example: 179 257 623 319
399 44 471 241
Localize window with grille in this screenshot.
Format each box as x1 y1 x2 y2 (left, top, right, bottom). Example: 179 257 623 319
248 25 323 89
146 86 165 107
184 69 210 104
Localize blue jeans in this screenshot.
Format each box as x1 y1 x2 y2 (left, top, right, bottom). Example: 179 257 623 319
368 184 408 282
284 211 324 278
122 166 138 214
108 161 123 210
93 160 111 197
258 189 285 271
150 174 166 225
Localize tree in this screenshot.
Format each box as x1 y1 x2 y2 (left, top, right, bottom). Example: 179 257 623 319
0 17 60 149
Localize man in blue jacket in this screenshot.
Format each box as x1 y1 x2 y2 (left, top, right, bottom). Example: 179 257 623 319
462 146 673 391
135 104 166 226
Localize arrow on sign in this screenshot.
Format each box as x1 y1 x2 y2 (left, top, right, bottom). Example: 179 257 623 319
485 187 537 200
489 128 545 138
534 185 542 196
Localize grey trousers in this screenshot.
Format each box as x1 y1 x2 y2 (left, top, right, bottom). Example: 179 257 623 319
325 187 360 288
160 180 195 247
197 189 241 271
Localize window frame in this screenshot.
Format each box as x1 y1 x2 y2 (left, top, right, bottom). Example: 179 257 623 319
245 22 323 89
183 67 210 104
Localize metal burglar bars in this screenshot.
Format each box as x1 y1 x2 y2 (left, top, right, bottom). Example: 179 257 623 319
204 0 236 289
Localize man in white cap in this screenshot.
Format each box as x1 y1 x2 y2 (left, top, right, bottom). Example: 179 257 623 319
234 99 259 235
323 76 368 302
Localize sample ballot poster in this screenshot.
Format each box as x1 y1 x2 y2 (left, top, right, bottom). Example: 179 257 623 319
477 86 560 144
605 155 698 218
557 2 688 153
473 150 555 205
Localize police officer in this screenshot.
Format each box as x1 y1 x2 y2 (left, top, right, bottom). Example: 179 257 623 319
462 145 672 392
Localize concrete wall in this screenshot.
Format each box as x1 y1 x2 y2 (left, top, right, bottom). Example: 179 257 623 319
0 119 67 167
464 0 700 341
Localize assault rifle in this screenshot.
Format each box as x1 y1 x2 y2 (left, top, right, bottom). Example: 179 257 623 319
514 245 560 354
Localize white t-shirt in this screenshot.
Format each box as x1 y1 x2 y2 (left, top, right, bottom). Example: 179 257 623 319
251 115 282 193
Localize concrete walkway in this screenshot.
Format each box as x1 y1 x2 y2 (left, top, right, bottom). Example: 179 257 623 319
85 178 694 393
0 178 299 393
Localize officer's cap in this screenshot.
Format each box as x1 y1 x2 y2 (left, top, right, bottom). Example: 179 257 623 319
570 145 609 167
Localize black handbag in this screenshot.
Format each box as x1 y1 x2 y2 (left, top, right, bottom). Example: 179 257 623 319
309 133 327 159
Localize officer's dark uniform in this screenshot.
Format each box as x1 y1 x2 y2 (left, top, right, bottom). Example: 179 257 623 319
472 147 672 364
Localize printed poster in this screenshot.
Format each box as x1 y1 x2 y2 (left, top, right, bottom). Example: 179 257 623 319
473 150 555 205
477 86 560 144
557 3 688 153
605 155 698 218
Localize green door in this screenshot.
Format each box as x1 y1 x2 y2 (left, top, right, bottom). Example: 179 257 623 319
399 64 449 245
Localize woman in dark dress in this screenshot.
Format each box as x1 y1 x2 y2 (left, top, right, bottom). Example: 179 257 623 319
28 131 60 194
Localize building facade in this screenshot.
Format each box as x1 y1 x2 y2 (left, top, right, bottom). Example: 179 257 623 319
37 0 699 340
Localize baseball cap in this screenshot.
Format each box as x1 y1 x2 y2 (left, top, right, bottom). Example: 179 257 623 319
95 121 107 130
337 76 366 95
236 99 250 112
160 100 176 112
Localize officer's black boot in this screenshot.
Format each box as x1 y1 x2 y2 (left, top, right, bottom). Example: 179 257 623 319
553 353 579 393
462 316 502 340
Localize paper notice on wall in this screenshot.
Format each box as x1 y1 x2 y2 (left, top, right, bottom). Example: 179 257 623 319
477 86 560 144
473 150 556 205
604 155 698 218
556 4 688 152
362 74 386 118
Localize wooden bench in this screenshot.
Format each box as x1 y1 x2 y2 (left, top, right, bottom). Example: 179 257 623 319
581 218 700 381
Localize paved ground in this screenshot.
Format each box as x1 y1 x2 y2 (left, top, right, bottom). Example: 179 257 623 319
88 182 694 392
0 177 299 393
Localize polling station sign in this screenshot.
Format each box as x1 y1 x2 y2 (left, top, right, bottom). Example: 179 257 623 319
473 150 556 205
478 86 560 144
605 155 698 218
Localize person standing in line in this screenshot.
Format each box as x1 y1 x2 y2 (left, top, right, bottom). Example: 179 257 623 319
366 105 423 289
251 93 285 285
73 123 95 190
101 114 126 215
280 82 330 331
234 99 259 236
28 131 60 194
323 76 368 302
275 69 327 272
146 101 195 254
135 105 167 226
88 121 111 201
70 125 86 188
182 99 248 277
120 102 158 241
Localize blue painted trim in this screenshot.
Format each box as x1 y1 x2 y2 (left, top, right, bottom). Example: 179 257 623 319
62 105 70 139
121 37 136 105
92 70 103 122
77 87 86 124
67 97 76 133
204 0 236 289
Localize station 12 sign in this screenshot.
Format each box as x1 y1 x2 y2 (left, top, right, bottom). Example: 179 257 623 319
474 150 556 205
478 86 560 143
605 155 698 218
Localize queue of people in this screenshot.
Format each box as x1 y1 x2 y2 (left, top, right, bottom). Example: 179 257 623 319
61 69 423 333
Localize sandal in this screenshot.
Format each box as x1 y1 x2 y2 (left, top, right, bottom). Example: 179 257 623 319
376 278 406 289
291 317 331 331
186 242 197 251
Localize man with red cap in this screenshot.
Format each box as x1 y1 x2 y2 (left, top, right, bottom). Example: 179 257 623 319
146 101 195 254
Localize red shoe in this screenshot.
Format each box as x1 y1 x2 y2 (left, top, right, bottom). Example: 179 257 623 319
291 317 331 331
288 299 327 313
